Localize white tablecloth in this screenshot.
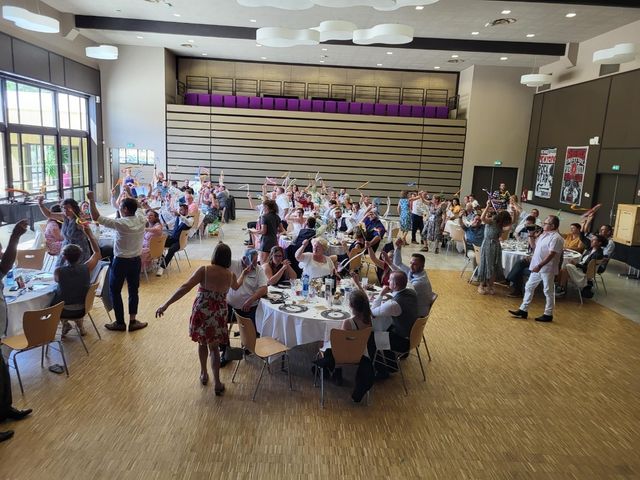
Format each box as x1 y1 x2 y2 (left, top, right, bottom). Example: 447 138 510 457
3 270 56 338
501 248 583 278
278 236 346 256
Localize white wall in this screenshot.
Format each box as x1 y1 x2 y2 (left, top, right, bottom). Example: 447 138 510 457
459 65 536 197
99 46 168 194
540 20 640 90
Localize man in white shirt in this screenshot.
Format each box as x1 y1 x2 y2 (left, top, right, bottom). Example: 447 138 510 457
391 239 433 317
509 215 564 322
275 187 290 218
88 190 148 332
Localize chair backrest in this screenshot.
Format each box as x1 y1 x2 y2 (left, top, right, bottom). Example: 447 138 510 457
95 263 109 297
390 227 400 240
585 259 598 281
84 282 99 313
17 248 46 270
23 302 64 348
149 233 168 259
408 316 429 351
330 327 372 365
178 229 190 250
235 312 257 353
348 246 364 272
451 226 465 243
473 245 481 265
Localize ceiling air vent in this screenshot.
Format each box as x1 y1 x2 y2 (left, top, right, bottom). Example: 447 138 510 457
180 43 193 48
485 18 517 27
447 58 464 64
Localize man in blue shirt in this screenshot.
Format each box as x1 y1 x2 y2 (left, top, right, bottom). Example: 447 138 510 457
157 203 193 276
363 211 386 251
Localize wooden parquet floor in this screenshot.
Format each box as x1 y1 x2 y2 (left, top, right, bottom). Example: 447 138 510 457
1 263 640 479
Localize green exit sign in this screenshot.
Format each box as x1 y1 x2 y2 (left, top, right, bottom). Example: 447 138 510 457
494 160 503 166
612 165 621 171
126 143 135 148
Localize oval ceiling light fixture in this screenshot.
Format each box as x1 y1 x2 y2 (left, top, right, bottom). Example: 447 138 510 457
86 45 119 60
313 20 356 41
353 24 414 45
257 27 320 47
2 5 59 33
238 0 438 11
520 73 552 87
593 43 636 65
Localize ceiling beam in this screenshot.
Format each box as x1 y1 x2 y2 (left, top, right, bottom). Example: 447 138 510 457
75 15 565 56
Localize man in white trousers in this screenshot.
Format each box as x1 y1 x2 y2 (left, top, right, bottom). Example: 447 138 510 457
509 215 563 322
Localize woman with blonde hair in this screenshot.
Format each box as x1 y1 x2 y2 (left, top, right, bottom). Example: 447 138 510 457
295 237 337 279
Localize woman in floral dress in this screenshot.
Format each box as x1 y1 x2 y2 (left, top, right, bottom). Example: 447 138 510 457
421 195 447 253
477 200 513 295
156 242 247 395
397 190 411 245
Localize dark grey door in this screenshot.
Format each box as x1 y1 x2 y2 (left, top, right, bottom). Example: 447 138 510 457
592 174 637 231
471 166 518 200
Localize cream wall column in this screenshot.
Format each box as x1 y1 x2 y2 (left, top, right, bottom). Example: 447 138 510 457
99 45 169 198
459 65 536 197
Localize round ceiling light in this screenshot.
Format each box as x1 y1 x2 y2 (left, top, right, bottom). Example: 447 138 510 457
257 27 320 47
520 73 552 87
353 24 414 45
593 43 636 65
86 45 119 60
2 5 59 33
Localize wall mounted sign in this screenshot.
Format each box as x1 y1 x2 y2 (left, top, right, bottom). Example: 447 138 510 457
534 147 557 199
559 146 589 206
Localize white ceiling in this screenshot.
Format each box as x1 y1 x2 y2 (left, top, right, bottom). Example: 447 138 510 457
41 0 640 71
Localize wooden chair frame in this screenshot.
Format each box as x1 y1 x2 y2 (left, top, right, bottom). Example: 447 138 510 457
16 248 46 270
144 233 168 281
172 230 192 272
59 282 102 355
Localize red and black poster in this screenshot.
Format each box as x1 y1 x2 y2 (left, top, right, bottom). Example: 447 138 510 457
559 146 588 205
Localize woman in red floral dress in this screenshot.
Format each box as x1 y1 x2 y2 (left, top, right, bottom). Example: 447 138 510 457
156 242 247 395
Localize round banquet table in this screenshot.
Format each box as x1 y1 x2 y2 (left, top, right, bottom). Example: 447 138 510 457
3 269 57 338
501 244 583 278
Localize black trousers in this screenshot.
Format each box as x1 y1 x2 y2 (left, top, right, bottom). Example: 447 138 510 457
411 213 424 242
109 256 141 325
163 237 181 266
375 331 411 375
506 258 531 293
315 350 375 402
0 353 13 420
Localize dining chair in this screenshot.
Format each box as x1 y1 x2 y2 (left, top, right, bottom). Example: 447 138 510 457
348 246 364 273
568 259 598 304
375 315 429 395
468 245 481 283
171 230 192 272
2 302 67 394
446 226 465 255
595 259 608 295
95 263 113 323
422 293 438 362
232 313 292 401
315 327 372 408
144 233 168 281
16 248 46 270
59 282 101 355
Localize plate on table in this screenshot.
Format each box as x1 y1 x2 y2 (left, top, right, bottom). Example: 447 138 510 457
279 304 308 314
267 291 284 301
320 310 350 320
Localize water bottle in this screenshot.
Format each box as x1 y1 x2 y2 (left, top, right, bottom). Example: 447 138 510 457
5 268 15 288
325 277 334 307
302 274 310 299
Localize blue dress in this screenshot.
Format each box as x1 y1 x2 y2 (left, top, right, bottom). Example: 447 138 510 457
477 220 503 282
399 198 411 231
56 217 91 267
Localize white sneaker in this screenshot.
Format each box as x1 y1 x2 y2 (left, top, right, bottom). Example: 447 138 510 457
156 267 164 277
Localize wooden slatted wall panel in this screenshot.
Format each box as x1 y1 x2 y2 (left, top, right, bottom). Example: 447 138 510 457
166 105 466 210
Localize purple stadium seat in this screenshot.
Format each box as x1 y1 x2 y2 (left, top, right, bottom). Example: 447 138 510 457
300 99 312 112
197 94 211 106
211 94 223 107
287 99 299 111
185 93 198 105
349 102 362 114
312 100 324 112
236 96 249 108
399 105 411 117
411 106 424 117
222 95 236 108
337 101 349 114
361 103 374 115
249 96 261 109
325 101 337 113
386 104 399 116
436 106 449 119
275 98 287 110
425 106 437 118
374 104 386 116
262 97 274 109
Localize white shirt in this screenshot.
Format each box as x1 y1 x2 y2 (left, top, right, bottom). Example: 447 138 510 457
275 194 290 216
530 230 564 274
298 253 334 279
411 199 425 216
98 210 146 258
371 291 402 318
227 259 268 309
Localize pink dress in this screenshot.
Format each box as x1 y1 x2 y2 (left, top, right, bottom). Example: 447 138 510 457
189 268 229 345
141 223 162 271
44 220 64 256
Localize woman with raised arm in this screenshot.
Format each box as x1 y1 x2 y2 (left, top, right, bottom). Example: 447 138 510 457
38 196 91 267
477 199 513 295
263 246 297 286
155 242 248 395
397 190 411 245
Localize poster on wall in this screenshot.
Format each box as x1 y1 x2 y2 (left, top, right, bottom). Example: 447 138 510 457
534 147 557 199
559 146 589 205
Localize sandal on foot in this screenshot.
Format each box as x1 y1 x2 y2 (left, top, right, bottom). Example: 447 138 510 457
214 384 226 396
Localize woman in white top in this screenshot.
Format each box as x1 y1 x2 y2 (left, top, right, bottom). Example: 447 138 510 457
295 237 337 279
285 207 305 239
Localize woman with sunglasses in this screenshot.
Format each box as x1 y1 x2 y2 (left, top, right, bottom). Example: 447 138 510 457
263 246 297 286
